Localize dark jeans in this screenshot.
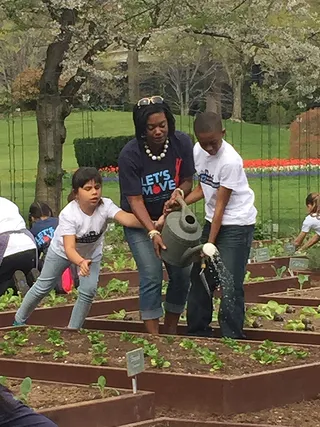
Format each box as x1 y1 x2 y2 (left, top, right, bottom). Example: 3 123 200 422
0 386 57 427
0 249 37 296
187 221 254 338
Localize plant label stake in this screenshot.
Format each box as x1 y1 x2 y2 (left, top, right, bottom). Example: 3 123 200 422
288 257 309 274
248 247 256 263
284 243 296 256
255 247 270 263
126 348 144 394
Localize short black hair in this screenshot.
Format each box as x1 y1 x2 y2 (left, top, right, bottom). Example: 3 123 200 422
28 201 53 228
132 101 175 142
194 112 223 134
72 167 102 192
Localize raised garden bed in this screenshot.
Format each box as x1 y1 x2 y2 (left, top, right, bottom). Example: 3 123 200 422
1 327 320 414
98 262 278 288
259 286 320 307
122 418 282 427
1 377 154 427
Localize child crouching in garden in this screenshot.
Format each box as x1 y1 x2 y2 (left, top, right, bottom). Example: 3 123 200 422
14 167 143 329
294 192 320 252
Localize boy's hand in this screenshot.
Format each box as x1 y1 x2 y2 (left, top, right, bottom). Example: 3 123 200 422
154 215 165 231
163 189 183 215
79 259 92 276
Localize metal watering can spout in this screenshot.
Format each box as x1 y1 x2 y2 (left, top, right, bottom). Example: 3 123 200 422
180 242 219 266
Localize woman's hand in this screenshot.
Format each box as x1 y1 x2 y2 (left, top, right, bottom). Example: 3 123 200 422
163 189 184 215
79 259 92 276
152 234 167 258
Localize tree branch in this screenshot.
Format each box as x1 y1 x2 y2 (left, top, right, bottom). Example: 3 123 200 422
186 29 269 49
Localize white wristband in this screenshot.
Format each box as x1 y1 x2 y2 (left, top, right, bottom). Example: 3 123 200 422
176 188 184 198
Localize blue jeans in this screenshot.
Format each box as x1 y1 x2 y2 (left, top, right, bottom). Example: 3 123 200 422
15 247 100 329
124 227 191 320
187 221 254 338
0 386 57 427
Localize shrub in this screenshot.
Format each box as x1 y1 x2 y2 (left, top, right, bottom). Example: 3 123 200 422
73 135 134 168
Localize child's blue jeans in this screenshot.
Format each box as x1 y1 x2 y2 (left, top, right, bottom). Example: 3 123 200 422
15 247 100 329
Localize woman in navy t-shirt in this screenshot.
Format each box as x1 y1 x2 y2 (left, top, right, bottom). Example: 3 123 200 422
118 97 195 335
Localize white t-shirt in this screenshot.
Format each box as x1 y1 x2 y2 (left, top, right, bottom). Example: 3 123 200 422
0 197 36 257
50 198 121 261
194 140 257 225
301 215 320 235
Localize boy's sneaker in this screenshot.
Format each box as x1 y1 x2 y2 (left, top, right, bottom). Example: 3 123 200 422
13 270 30 297
13 320 26 327
30 268 40 283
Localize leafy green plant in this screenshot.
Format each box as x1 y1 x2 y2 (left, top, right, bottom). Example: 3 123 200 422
18 377 32 405
106 309 127 320
244 271 264 282
34 345 53 355
164 335 175 345
91 342 107 355
272 265 287 278
97 279 129 299
53 350 69 360
246 300 287 321
285 319 306 331
0 341 17 355
120 332 134 342
179 339 198 350
0 288 22 311
91 356 108 366
26 326 43 334
196 347 224 372
4 330 28 346
221 337 251 353
43 290 67 307
87 331 105 345
91 376 108 398
162 281 168 294
46 330 65 347
300 306 320 317
250 349 280 365
297 274 309 290
150 355 171 368
0 376 7 386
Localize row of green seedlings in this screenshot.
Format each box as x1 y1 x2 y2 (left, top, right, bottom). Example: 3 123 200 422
120 332 171 368
0 278 130 312
179 337 309 368
0 375 118 404
0 328 69 360
102 253 137 272
246 300 317 331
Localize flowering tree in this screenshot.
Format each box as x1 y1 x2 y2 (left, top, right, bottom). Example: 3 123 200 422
1 0 177 213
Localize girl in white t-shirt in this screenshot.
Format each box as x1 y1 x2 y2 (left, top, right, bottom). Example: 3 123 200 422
14 167 143 329
294 193 320 252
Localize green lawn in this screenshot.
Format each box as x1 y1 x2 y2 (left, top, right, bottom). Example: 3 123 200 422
0 110 314 235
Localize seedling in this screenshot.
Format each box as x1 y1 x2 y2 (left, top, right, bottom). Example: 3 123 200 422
298 274 309 290
87 331 105 345
91 376 108 398
120 332 135 342
53 350 69 360
221 337 251 353
301 306 320 318
0 376 7 386
44 290 67 307
179 339 198 350
97 279 129 299
0 341 17 355
107 309 127 320
46 330 65 347
150 355 171 368
244 271 264 282
26 326 43 334
285 319 306 331
250 349 280 365
34 345 53 355
18 377 32 405
91 342 107 355
272 265 287 278
164 335 175 345
246 300 287 321
4 330 28 346
91 356 108 366
162 281 168 294
0 288 22 311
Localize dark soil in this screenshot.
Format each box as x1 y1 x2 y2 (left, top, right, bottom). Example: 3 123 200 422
156 397 320 426
5 378 121 411
1 328 320 377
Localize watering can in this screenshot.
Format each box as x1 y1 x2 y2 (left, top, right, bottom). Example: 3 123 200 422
161 197 218 267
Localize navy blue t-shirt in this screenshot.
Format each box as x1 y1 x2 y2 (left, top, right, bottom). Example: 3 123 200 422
30 217 58 256
119 131 195 220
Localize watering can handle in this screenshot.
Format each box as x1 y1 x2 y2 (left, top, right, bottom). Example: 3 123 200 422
175 196 187 209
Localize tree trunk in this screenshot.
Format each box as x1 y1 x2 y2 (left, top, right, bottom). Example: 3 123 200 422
127 49 139 106
35 95 69 215
231 75 243 121
206 86 222 116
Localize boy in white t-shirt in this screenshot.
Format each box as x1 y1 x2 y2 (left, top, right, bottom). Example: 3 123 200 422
184 112 257 338
15 167 143 329
294 193 320 252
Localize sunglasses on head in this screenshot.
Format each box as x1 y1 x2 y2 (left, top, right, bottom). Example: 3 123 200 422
137 96 164 107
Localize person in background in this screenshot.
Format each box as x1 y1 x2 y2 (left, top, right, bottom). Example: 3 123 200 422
0 197 37 296
0 385 57 427
294 193 320 252
29 202 58 268
14 167 144 329
167 112 257 339
118 96 195 335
